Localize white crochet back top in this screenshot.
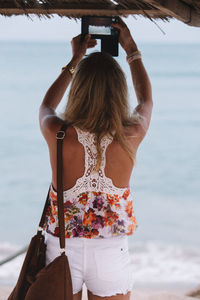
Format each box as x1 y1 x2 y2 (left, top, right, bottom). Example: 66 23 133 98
63 125 129 197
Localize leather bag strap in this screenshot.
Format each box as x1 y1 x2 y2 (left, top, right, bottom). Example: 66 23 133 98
56 123 68 251
38 123 68 253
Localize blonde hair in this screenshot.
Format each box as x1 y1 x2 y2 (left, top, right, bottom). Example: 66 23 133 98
60 51 144 172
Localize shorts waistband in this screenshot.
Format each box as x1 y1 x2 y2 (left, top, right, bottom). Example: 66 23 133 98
45 232 128 249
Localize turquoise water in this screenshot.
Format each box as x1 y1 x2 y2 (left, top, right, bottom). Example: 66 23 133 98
0 41 200 249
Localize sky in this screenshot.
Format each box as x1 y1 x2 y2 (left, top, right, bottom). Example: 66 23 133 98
0 13 200 43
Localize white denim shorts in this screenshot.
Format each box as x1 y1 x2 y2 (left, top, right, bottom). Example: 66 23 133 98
44 232 134 297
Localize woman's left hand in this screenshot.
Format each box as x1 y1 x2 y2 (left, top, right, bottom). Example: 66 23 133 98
71 34 97 61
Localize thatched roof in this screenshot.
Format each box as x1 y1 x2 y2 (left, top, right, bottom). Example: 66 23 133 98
0 0 200 27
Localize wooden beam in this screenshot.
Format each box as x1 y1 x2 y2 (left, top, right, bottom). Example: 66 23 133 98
145 0 200 27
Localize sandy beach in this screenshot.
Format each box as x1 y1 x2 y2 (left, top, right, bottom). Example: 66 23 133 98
1 283 198 300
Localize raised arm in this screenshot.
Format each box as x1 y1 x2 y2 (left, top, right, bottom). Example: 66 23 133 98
112 18 153 135
39 34 97 141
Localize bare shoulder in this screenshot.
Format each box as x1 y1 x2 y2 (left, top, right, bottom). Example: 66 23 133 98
123 125 144 143
40 115 64 144
124 100 153 144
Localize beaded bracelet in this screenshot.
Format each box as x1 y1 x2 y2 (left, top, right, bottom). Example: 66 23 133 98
126 50 142 64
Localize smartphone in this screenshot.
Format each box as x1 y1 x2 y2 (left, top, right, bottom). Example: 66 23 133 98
81 16 120 57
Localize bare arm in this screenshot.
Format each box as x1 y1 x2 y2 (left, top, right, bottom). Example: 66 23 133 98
112 19 153 134
127 47 153 104
39 34 97 140
40 56 80 112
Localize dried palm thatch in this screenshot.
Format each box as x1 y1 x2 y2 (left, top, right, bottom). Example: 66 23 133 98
0 0 200 27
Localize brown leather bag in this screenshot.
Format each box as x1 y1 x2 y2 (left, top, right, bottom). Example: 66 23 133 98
8 123 73 300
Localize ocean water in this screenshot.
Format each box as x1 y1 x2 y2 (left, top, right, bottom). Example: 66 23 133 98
0 41 200 287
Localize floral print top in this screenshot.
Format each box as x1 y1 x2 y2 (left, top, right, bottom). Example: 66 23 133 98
42 126 138 238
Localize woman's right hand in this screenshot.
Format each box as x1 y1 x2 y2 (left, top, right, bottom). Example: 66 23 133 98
112 17 138 55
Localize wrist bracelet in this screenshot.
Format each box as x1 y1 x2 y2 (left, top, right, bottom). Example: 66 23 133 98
126 50 142 64
61 64 75 76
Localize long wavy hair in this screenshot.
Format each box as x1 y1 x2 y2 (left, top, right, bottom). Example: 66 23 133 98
60 51 144 172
